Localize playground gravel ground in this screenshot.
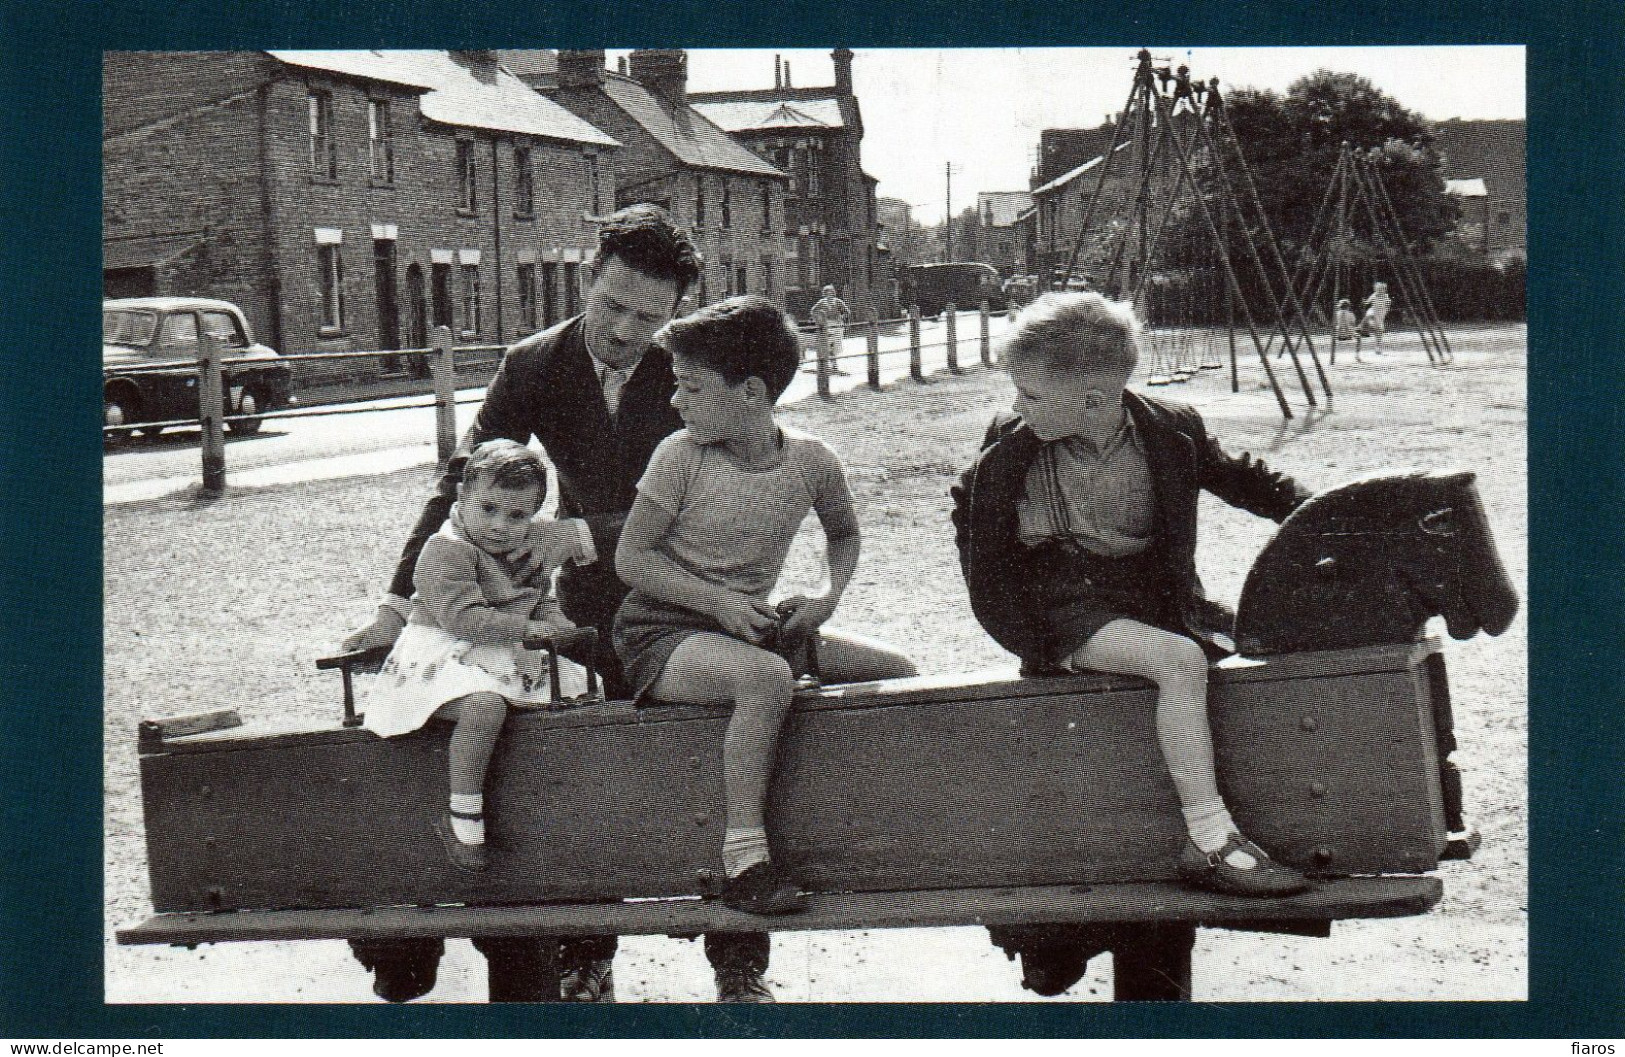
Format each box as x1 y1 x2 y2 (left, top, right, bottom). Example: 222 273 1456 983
103 324 1527 1003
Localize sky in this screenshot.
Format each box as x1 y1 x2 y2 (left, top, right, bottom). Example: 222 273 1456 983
609 47 1526 225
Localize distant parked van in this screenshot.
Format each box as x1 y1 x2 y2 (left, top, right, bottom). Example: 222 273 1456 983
901 263 1007 318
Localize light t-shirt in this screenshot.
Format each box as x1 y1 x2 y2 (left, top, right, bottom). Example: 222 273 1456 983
635 426 858 600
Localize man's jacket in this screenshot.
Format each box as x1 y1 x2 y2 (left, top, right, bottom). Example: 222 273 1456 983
950 389 1309 665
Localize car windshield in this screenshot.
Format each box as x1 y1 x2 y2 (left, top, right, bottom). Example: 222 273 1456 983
104 309 158 347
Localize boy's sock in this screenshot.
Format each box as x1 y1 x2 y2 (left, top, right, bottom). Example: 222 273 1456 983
449 792 485 846
1181 799 1256 868
722 827 770 879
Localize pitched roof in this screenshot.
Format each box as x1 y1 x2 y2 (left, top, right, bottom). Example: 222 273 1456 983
691 97 845 132
1433 118 1525 196
598 74 786 178
1032 141 1135 197
1444 178 1488 198
267 50 619 147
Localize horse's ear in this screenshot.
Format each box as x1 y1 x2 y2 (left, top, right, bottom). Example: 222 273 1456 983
1436 469 1477 489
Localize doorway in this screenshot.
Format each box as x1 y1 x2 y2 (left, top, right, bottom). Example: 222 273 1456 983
374 239 401 373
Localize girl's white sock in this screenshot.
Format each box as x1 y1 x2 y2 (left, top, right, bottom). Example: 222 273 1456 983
450 792 485 845
722 826 770 879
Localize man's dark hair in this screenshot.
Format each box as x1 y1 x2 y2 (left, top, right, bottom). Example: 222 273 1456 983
656 295 802 402
595 204 702 295
462 438 548 499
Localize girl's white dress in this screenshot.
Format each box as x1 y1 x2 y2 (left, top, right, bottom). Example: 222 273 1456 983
364 511 588 738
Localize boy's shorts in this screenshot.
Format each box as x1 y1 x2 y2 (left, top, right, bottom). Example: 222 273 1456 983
613 590 811 703
1025 539 1178 665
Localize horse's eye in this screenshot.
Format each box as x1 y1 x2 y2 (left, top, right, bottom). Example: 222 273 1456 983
1421 507 1457 537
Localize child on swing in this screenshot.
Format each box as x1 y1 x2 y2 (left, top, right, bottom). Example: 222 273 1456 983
1362 281 1392 351
364 439 588 873
614 295 912 915
952 291 1312 897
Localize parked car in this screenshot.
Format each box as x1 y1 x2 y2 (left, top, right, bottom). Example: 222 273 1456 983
900 262 1008 318
1002 274 1039 307
103 297 292 438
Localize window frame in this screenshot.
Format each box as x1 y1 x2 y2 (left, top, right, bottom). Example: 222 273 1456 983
694 174 707 228
514 145 535 218
759 181 771 234
585 152 601 215
460 262 481 338
318 244 346 335
308 89 337 182
720 179 731 229
456 138 478 215
368 98 394 184
517 262 537 332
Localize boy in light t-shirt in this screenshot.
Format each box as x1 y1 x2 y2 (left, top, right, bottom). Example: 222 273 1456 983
613 295 914 917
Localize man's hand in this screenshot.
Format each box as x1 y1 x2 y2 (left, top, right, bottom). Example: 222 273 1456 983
342 605 406 652
513 518 589 581
714 594 783 646
776 594 838 651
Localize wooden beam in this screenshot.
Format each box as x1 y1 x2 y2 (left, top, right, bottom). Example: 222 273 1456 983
117 877 1441 946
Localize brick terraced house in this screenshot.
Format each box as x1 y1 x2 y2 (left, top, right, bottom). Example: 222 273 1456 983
103 50 620 373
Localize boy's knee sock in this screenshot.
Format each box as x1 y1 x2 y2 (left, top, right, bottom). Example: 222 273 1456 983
449 792 485 845
722 827 770 878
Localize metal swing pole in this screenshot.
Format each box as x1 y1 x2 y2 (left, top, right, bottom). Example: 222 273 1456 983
1363 153 1454 362
1348 158 1440 365
1060 51 1148 291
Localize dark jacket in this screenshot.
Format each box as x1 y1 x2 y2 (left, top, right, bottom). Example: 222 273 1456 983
387 316 685 631
950 389 1309 664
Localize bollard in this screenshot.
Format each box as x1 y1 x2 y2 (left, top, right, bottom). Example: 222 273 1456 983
980 301 991 365
198 332 226 493
908 306 923 382
945 303 960 374
816 325 832 399
866 315 881 390
431 325 458 471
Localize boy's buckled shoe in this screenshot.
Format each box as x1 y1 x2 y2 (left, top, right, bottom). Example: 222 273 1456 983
1178 834 1309 898
433 813 488 873
721 861 808 916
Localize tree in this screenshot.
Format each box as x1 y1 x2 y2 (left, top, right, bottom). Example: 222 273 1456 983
1221 70 1459 259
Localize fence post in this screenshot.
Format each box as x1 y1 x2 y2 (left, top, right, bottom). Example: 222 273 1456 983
198 332 226 494
945 303 960 374
817 325 832 399
908 306 923 383
432 326 458 471
866 313 881 390
980 301 992 365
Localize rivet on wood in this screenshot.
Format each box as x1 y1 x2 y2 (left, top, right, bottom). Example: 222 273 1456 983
1310 781 1328 797
206 886 224 908
1300 717 1318 732
689 756 701 769
693 812 709 826
1311 847 1333 866
200 785 212 796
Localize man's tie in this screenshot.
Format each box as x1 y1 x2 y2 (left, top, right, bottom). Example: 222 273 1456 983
601 365 630 417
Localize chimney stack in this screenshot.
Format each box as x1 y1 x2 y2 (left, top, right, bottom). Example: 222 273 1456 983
557 49 606 89
783 61 792 88
628 48 688 111
774 54 782 89
832 47 854 94
617 55 627 75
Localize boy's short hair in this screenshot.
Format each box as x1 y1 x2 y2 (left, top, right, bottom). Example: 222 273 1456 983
1001 291 1140 377
595 204 703 296
462 438 548 498
656 294 802 401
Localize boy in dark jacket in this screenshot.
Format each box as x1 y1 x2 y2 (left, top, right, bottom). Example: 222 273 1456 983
951 291 1310 898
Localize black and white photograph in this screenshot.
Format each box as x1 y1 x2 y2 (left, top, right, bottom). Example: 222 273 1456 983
99 45 1530 1006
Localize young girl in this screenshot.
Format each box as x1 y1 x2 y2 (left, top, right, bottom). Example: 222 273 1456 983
1334 297 1359 342
613 295 913 915
1362 281 1392 350
364 439 588 872
953 292 1311 898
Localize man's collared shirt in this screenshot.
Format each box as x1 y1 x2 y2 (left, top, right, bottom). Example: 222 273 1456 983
586 345 643 418
1016 413 1156 556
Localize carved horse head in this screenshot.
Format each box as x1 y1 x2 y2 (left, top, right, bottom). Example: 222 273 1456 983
1234 471 1519 657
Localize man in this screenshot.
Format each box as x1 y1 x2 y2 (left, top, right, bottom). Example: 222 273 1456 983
808 284 852 377
343 205 774 1004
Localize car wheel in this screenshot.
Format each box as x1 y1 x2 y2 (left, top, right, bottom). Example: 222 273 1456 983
228 389 264 435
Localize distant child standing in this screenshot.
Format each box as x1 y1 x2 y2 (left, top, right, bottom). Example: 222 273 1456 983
615 295 914 915
365 439 588 872
1362 281 1392 350
809 284 853 377
952 291 1312 897
1334 297 1359 342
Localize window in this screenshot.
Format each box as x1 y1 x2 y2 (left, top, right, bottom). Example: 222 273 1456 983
796 234 809 288
721 181 731 229
763 259 774 297
1496 210 1511 226
159 312 199 347
541 263 559 327
563 262 580 317
736 263 748 296
308 90 336 180
318 245 345 332
807 237 821 286
760 182 771 233
201 311 248 348
586 153 601 214
431 263 453 329
515 146 534 217
368 100 394 183
460 264 481 336
806 148 819 197
694 175 706 227
518 262 537 332
783 149 798 193
721 254 734 296
457 140 478 213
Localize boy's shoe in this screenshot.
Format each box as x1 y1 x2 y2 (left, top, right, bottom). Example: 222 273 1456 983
1178 835 1309 898
559 957 615 1003
715 967 775 1003
721 861 808 916
433 814 488 873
